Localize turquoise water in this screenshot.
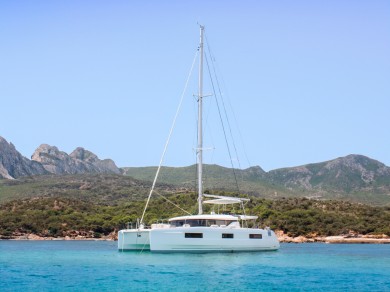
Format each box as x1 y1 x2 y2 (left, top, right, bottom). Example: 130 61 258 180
1 241 390 291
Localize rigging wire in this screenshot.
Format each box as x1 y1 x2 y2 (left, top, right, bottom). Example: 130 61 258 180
205 34 251 223
153 190 192 215
139 50 199 225
205 35 252 168
205 36 243 173
204 48 240 195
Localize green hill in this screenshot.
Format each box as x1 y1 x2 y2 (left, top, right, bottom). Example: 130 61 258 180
122 164 301 199
0 174 179 205
122 155 390 206
1 169 389 239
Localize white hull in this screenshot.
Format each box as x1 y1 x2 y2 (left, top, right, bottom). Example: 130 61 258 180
118 230 150 251
150 227 279 252
118 227 279 252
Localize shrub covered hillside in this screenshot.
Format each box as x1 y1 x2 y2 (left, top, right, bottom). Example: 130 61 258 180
0 195 389 239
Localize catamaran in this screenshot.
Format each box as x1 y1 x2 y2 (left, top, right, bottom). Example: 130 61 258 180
118 26 280 252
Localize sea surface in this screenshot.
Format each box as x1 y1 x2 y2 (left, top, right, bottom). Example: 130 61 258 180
1 241 390 291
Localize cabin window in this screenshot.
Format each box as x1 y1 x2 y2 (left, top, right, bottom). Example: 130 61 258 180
222 233 234 239
217 220 234 226
249 234 262 239
207 220 216 226
188 220 207 227
172 220 207 227
171 219 239 227
185 233 203 238
171 220 185 227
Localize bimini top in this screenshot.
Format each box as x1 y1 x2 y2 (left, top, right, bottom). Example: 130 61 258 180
202 194 250 205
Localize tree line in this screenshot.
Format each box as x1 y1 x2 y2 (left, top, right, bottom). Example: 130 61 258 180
0 194 389 239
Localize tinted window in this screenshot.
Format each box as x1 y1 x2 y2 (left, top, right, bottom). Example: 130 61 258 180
171 219 238 227
188 220 207 227
249 234 262 239
171 220 185 227
185 233 203 238
222 233 234 238
172 220 207 227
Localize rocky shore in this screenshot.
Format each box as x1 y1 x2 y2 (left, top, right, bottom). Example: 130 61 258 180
2 230 390 243
276 230 390 244
1 231 118 241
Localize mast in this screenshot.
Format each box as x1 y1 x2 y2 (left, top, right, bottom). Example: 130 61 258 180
197 25 205 215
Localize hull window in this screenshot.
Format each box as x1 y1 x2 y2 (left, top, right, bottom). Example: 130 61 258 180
249 234 262 239
222 233 234 239
185 233 203 238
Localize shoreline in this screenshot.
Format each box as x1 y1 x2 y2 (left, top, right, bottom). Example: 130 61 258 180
1 232 390 244
278 236 390 244
276 231 390 244
1 235 116 241
0 232 117 241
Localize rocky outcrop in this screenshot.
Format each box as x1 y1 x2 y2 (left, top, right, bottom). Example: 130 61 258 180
31 144 121 175
31 144 75 174
0 137 48 179
70 147 120 174
0 136 121 179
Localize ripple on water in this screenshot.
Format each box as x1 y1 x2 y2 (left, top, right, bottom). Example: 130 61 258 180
1 241 390 291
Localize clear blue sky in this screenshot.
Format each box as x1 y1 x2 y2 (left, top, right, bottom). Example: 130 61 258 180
1 0 389 171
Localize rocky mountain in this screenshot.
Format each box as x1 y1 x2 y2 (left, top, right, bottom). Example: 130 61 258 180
0 136 120 178
70 147 120 174
0 137 48 179
267 155 390 192
32 144 120 175
2 135 390 204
